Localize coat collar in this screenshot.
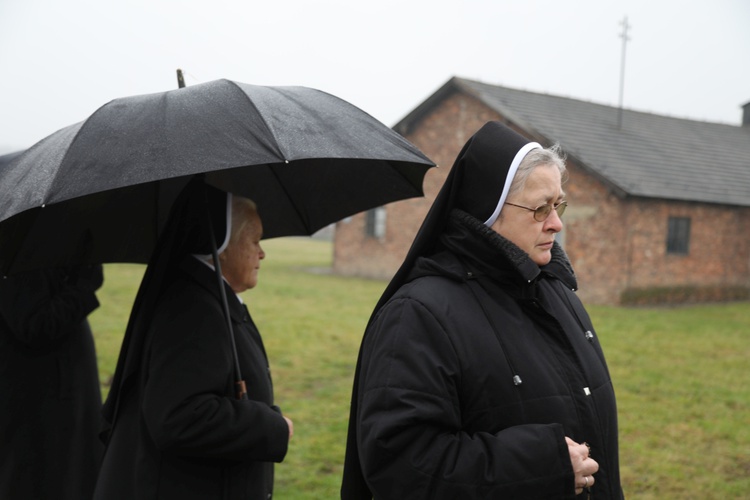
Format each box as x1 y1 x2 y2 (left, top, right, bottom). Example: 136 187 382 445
179 256 247 323
424 209 577 291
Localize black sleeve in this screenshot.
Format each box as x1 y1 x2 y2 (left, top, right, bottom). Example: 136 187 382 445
0 267 101 350
141 289 289 463
357 298 572 499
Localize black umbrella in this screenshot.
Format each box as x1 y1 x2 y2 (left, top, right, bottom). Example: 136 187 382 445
0 79 434 275
1 81 434 404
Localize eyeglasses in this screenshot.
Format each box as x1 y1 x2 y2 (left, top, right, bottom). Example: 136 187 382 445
504 200 568 222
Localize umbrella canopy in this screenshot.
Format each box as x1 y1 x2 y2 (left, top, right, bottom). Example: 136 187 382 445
0 79 434 275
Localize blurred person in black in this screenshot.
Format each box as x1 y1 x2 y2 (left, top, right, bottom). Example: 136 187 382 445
0 264 104 499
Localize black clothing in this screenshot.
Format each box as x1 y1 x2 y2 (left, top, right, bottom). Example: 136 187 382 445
94 257 288 500
356 211 622 498
0 266 103 500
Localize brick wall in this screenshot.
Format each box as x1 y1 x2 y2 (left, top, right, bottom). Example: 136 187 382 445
559 161 630 303
564 161 750 303
619 199 750 288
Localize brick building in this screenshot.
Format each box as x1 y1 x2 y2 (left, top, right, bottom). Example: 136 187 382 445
333 77 750 305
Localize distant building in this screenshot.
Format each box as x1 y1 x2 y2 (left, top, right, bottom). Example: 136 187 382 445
333 77 750 305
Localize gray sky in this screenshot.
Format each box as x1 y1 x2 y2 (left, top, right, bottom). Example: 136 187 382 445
1 0 748 153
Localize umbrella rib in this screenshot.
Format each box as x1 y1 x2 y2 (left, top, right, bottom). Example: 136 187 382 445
224 80 288 161
387 159 429 194
222 81 312 232
46 104 111 204
267 164 313 235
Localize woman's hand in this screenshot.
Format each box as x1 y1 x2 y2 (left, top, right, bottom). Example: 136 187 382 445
566 437 598 495
284 416 294 440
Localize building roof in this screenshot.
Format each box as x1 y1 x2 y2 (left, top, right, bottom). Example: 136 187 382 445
395 77 750 207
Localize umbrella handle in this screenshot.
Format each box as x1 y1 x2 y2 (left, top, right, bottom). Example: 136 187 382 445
236 380 248 400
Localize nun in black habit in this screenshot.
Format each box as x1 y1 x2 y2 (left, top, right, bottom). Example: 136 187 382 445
342 121 623 499
94 179 292 500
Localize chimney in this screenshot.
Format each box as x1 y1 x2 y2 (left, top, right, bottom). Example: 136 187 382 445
743 101 750 127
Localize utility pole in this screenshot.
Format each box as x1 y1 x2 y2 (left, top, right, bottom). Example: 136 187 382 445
617 17 631 129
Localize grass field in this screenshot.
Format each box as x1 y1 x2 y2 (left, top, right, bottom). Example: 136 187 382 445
89 237 750 499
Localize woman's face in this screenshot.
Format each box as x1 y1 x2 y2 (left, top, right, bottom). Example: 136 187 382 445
220 209 265 293
490 164 564 266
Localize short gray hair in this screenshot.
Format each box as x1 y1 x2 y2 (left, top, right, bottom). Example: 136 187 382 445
229 196 259 243
507 143 568 199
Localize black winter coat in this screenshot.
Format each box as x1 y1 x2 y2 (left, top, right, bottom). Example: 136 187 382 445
0 266 103 500
356 212 623 499
94 257 289 500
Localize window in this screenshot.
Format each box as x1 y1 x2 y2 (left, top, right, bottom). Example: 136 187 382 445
365 206 386 240
667 217 690 254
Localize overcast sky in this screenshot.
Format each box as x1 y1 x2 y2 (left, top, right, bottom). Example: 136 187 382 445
1 0 748 153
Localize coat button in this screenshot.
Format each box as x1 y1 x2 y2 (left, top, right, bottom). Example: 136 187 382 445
584 330 594 342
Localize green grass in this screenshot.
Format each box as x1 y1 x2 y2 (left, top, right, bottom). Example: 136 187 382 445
89 238 750 498
590 305 750 498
